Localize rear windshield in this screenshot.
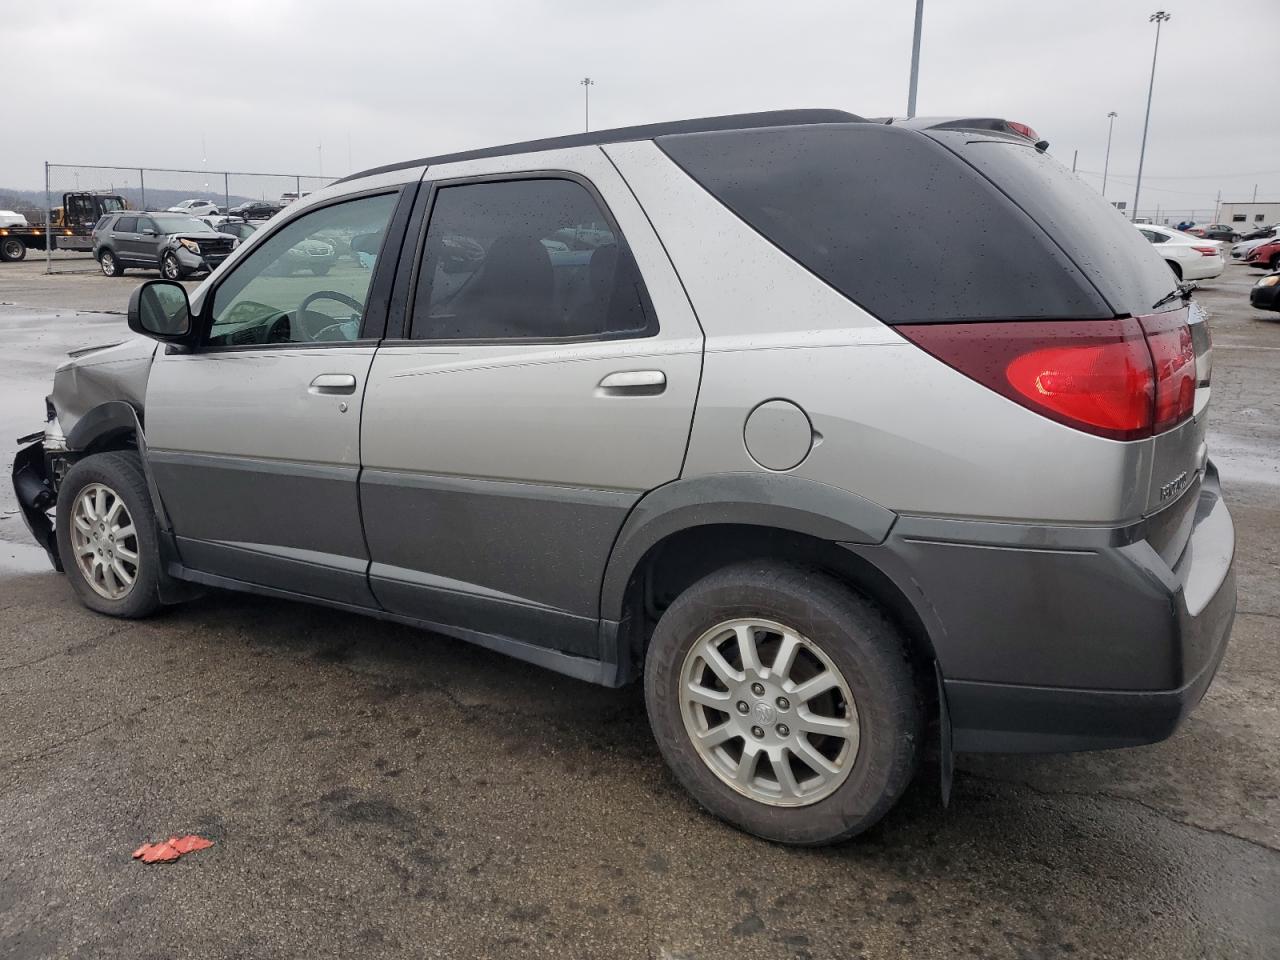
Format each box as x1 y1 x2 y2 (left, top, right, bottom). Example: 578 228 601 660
656 123 1110 325
927 130 1179 316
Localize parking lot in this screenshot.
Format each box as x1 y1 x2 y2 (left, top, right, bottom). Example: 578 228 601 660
1 258 1278 958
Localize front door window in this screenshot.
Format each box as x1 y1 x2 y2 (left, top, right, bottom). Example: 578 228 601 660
207 193 397 347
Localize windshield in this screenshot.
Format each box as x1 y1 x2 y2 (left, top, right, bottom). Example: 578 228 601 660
151 215 217 235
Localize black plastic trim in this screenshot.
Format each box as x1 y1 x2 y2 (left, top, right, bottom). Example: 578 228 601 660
168 561 621 686
600 473 897 620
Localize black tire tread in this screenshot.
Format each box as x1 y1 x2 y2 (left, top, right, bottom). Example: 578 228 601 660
55 451 163 619
644 561 923 846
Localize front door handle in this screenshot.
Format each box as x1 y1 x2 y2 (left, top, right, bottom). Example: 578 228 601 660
597 370 666 396
309 373 357 395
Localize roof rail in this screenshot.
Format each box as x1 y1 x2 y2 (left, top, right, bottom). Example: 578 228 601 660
338 108 864 184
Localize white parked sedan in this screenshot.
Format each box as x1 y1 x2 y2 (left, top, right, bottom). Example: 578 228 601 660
1135 224 1224 281
166 199 221 218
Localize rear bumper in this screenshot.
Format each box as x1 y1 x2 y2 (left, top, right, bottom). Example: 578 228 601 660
844 463 1236 753
1183 255 1224 280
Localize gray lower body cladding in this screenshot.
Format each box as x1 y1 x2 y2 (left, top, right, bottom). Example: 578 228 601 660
845 464 1236 752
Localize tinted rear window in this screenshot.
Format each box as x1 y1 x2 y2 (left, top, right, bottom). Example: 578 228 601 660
656 123 1109 325
927 131 1179 316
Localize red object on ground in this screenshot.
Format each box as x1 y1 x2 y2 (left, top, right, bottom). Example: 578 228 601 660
132 835 214 864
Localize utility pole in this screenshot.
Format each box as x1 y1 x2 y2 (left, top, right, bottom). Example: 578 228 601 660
1133 11 1170 222
580 77 594 132
1253 183 1258 202
1215 189 1221 222
907 0 924 118
1102 111 1118 197
1072 150 1078 173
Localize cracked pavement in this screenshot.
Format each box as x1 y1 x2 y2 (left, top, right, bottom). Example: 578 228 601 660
1 259 1278 958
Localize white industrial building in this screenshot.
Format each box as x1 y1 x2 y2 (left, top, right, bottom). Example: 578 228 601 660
1218 201 1280 228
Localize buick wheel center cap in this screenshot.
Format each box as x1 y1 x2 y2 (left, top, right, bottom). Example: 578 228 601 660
753 701 776 725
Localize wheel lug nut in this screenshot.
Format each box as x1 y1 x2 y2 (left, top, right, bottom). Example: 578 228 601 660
751 682 765 696
750 726 765 739
776 696 790 711
776 723 790 737
736 701 749 714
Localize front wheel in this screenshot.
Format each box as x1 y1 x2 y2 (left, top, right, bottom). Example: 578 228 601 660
161 252 186 280
644 562 923 845
55 451 163 618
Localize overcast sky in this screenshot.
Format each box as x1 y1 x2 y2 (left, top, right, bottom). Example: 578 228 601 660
5 0 1277 215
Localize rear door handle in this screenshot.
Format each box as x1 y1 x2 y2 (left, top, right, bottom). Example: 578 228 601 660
597 370 666 396
309 373 357 395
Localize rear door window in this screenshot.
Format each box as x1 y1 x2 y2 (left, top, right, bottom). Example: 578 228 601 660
114 217 137 233
409 178 655 341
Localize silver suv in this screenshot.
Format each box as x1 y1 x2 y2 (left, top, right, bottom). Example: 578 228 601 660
12 110 1236 845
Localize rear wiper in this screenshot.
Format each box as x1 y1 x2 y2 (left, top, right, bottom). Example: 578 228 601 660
1152 280 1198 310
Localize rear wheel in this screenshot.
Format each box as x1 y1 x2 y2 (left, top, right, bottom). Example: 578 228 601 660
55 452 163 619
644 562 923 845
1 237 26 261
99 249 124 277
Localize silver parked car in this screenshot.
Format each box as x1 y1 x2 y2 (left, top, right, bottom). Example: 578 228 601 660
12 110 1236 845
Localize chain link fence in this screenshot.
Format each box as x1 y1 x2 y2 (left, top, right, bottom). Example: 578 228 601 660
37 163 333 273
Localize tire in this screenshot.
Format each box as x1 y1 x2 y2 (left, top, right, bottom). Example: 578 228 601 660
310 264 331 276
161 252 186 280
1270 254 1280 271
644 562 923 846
99 249 124 277
55 451 163 619
1166 260 1183 279
1 237 27 261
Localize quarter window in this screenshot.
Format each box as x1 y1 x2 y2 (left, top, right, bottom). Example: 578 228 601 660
409 178 654 341
206 192 398 348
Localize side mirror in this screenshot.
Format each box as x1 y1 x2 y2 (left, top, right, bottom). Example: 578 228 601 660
128 280 194 344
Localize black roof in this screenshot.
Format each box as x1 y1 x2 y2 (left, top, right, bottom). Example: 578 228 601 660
338 109 864 184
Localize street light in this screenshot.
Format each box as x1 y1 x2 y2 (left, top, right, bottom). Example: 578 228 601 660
906 0 924 118
580 77 594 133
1102 111 1118 197
1132 11 1170 222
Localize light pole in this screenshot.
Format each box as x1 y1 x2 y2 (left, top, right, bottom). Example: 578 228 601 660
1102 111 1118 198
906 0 924 118
1132 11 1170 222
580 77 594 132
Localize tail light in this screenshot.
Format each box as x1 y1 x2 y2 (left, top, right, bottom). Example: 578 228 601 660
898 311 1196 441
1192 246 1218 256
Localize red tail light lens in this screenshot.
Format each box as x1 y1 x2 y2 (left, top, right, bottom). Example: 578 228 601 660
1192 246 1218 256
897 312 1195 441
1140 313 1196 432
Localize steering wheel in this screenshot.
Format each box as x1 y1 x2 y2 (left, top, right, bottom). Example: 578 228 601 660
297 290 365 342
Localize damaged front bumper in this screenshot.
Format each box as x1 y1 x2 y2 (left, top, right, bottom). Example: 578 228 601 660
12 434 63 571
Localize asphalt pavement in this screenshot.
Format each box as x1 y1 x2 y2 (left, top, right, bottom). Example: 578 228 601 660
1 258 1277 959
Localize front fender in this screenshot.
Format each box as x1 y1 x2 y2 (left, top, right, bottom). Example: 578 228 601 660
598 472 897 620
65 399 143 453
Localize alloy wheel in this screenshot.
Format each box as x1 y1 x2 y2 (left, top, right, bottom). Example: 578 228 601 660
70 482 139 600
679 618 859 807
100 252 115 275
